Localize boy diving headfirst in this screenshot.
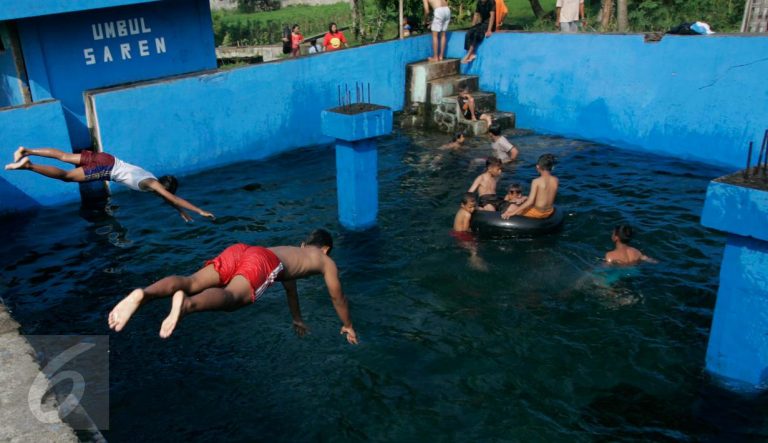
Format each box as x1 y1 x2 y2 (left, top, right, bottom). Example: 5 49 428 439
108 229 359 344
5 146 214 222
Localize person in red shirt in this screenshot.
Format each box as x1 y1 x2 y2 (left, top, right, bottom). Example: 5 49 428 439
323 22 348 51
291 24 303 57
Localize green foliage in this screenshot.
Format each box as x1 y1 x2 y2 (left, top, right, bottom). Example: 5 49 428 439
626 0 742 32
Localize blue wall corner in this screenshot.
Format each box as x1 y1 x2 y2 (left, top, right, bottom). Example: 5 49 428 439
701 179 768 242
0 100 79 213
321 107 393 142
705 234 768 387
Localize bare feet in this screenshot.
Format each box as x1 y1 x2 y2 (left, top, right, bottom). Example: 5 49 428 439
461 57 469 64
428 56 439 62
108 288 144 332
465 54 477 63
13 146 27 163
159 290 185 339
4 156 30 171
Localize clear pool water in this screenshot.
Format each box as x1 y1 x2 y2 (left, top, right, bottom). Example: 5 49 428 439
2 129 767 442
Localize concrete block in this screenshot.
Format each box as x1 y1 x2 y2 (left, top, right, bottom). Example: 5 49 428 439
320 106 393 142
407 59 460 104
428 75 479 104
701 177 768 242
335 140 378 231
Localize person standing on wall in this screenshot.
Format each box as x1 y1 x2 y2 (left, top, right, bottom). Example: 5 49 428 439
423 0 451 62
323 22 348 51
556 0 586 33
461 0 495 64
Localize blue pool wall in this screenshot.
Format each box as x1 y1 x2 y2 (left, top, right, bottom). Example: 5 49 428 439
88 36 432 180
448 32 768 170
0 0 161 21
15 0 216 147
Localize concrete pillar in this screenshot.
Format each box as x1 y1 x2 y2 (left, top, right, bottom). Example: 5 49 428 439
320 105 392 231
701 176 768 389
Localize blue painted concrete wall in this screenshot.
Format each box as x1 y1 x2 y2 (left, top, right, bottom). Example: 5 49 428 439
0 101 78 215
0 0 161 21
15 0 216 147
448 32 768 169
0 24 25 108
702 179 768 242
705 234 768 387
88 37 432 180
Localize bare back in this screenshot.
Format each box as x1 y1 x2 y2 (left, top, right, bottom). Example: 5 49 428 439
269 246 334 281
426 0 448 9
605 246 644 265
453 208 471 231
469 172 498 196
530 174 558 210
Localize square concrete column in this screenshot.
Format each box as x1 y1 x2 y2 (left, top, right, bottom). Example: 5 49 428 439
701 176 768 389
321 105 392 231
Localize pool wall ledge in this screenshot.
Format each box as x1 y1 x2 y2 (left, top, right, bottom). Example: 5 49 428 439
321 106 393 230
0 303 79 442
701 178 768 389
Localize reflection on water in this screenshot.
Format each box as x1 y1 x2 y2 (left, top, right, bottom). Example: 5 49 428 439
1 128 766 442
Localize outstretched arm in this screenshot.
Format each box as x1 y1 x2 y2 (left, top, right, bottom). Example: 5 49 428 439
640 254 658 264
323 259 358 344
282 280 309 337
147 181 215 222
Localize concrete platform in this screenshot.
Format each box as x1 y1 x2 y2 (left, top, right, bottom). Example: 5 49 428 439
442 92 497 115
407 59 461 104
0 304 79 443
428 75 479 104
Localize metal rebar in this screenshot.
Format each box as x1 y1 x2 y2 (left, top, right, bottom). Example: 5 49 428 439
368 83 371 104
744 141 753 179
756 129 767 176
338 85 341 107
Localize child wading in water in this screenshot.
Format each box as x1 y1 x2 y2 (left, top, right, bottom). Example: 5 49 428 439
453 192 477 232
451 193 487 270
5 146 214 222
502 153 557 219
605 224 657 265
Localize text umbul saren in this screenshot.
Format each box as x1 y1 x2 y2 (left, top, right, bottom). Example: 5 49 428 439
83 17 167 65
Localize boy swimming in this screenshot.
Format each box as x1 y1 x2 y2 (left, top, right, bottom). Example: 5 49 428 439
605 224 657 265
502 154 557 219
453 192 477 232
468 157 503 210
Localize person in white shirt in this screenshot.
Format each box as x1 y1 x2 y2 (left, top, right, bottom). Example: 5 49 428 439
5 146 214 222
489 125 518 163
556 0 585 33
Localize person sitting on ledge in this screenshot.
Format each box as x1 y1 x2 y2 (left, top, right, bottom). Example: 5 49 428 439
107 229 359 344
502 153 557 219
605 224 657 265
5 146 214 222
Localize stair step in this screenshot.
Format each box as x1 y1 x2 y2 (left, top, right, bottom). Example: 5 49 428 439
442 91 497 115
428 75 479 104
407 59 461 104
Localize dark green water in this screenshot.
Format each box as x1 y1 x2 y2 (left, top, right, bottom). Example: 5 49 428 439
2 129 767 442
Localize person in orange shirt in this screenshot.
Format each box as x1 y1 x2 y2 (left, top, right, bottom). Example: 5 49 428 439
290 24 303 57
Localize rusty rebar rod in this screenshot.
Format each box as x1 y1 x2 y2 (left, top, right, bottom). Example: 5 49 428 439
755 129 767 176
744 141 753 179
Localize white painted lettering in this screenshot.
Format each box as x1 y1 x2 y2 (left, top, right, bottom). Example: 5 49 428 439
120 43 131 60
84 48 96 65
128 18 140 35
103 46 113 62
92 24 104 40
155 37 166 54
138 40 149 56
104 22 116 39
117 20 128 37
140 17 151 33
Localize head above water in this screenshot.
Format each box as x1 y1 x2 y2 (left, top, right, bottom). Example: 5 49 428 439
303 229 334 255
461 192 477 207
452 131 466 143
613 224 633 243
507 183 522 194
536 154 556 171
158 175 178 194
489 124 502 137
485 156 502 171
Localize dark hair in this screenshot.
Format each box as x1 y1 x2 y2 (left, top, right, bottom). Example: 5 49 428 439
489 124 502 136
292 24 300 31
485 157 502 169
305 229 333 253
537 154 556 171
158 175 178 194
461 192 477 205
508 183 522 193
329 22 337 33
310 38 317 45
613 224 633 243
452 131 465 142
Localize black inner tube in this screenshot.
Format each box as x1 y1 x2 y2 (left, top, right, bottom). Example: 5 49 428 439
470 206 564 237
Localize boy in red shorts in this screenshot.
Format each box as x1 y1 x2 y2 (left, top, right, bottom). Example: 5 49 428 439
107 229 359 344
5 146 214 222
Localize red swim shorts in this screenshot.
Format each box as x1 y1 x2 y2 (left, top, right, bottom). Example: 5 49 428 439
205 244 284 302
79 150 115 181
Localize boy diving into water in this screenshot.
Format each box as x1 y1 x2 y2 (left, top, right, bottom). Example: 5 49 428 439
5 146 214 222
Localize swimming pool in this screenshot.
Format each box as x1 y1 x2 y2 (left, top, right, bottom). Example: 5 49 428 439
2 129 766 442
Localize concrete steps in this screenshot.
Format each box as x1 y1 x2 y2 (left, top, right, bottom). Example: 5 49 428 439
442 91 497 115
407 59 462 104
428 75 479 104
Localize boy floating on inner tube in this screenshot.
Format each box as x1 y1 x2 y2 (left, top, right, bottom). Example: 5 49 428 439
502 153 557 219
5 146 214 222
498 183 527 213
605 224 658 265
468 157 503 211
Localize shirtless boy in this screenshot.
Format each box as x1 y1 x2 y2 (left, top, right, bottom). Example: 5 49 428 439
605 224 657 265
468 157 502 210
5 146 214 222
108 229 358 344
453 192 477 232
423 0 451 61
502 153 557 219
